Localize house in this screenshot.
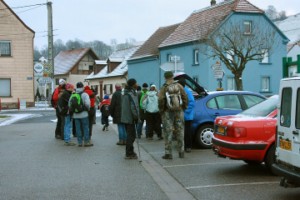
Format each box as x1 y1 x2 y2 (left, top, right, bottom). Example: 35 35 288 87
128 0 288 95
86 45 141 99
0 0 35 109
128 24 180 87
54 48 99 87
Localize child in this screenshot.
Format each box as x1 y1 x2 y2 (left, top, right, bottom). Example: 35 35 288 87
99 95 110 131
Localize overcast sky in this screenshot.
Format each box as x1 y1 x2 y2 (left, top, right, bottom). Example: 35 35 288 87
4 0 300 49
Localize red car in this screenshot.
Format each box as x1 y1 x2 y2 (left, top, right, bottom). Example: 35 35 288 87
212 95 278 171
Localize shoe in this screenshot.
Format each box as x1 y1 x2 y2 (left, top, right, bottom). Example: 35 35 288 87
116 141 123 145
122 141 127 145
147 137 153 140
55 135 61 139
179 152 184 158
124 154 138 159
162 154 173 159
84 142 94 147
78 144 83 147
185 148 191 153
158 136 163 140
102 126 105 131
105 127 109 131
64 142 76 146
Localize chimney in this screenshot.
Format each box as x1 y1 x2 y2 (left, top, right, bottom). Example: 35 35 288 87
211 0 216 6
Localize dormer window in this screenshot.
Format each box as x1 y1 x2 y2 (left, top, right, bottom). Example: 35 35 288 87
243 21 252 35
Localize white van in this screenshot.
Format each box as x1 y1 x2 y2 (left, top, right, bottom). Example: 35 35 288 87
272 77 300 187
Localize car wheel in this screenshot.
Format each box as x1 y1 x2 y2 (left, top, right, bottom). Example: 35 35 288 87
196 124 214 149
264 144 275 172
243 160 262 165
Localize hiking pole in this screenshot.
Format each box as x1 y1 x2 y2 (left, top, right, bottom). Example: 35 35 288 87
134 123 142 163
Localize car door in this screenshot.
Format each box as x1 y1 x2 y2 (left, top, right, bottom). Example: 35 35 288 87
205 94 242 120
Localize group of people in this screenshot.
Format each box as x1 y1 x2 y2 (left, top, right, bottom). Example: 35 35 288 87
51 70 195 160
51 79 96 147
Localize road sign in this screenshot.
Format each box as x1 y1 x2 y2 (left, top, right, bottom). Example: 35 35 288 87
38 77 52 84
34 63 44 73
212 61 224 79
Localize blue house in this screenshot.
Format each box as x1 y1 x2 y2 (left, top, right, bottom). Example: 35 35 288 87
128 0 289 95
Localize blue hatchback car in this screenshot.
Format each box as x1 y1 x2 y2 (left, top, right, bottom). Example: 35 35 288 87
174 73 266 149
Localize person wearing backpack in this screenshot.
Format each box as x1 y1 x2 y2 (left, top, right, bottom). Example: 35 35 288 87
69 82 92 147
178 78 195 153
51 79 66 140
121 78 140 159
58 83 76 146
99 95 111 131
142 84 163 140
158 71 188 159
84 85 96 139
137 83 148 139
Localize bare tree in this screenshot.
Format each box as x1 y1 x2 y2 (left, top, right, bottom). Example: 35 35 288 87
205 21 279 90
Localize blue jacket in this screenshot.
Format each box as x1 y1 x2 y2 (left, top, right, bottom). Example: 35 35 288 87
184 87 195 121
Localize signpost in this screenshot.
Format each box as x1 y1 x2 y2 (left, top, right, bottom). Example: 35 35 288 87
212 61 224 90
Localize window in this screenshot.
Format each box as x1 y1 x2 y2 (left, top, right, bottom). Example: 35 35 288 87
166 53 172 62
0 41 11 56
89 65 93 71
227 77 236 90
0 78 11 97
243 95 265 108
280 87 292 127
261 76 270 92
296 88 300 129
260 49 269 63
215 95 241 110
104 84 112 95
193 49 199 65
243 21 252 35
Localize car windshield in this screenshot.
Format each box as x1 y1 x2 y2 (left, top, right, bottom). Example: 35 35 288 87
239 95 278 117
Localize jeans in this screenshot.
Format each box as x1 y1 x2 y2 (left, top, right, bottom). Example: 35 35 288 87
74 117 90 144
64 115 72 142
117 123 127 141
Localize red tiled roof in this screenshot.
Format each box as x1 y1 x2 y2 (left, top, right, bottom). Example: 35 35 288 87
130 23 180 59
54 48 98 75
159 0 264 48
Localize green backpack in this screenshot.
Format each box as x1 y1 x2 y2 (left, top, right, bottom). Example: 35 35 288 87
69 93 85 113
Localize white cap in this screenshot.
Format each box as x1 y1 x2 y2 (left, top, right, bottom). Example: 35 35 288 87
59 79 66 85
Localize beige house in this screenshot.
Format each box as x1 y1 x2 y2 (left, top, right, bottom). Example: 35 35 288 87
0 0 35 109
86 45 141 100
54 48 99 87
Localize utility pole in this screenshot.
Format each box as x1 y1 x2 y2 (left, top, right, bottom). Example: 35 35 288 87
47 1 54 93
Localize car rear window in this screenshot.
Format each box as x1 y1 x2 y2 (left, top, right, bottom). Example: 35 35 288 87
280 87 292 127
243 94 265 108
214 95 241 110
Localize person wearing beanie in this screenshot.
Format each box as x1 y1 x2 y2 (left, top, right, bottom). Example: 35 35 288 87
178 78 195 153
51 78 67 140
158 71 188 159
111 83 127 145
121 78 140 159
99 94 111 131
72 81 92 147
137 82 149 139
84 85 96 140
58 83 76 146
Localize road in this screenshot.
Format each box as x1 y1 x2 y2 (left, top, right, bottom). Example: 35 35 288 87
1 110 300 200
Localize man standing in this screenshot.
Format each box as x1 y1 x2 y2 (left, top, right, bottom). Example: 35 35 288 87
51 78 66 139
158 71 187 159
121 79 140 159
137 83 148 138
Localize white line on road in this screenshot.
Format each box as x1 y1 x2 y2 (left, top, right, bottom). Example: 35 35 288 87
186 181 278 190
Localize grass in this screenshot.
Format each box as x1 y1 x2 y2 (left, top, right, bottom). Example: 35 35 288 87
0 115 9 119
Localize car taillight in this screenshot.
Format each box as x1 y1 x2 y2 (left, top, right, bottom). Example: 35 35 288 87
234 127 247 138
226 127 247 138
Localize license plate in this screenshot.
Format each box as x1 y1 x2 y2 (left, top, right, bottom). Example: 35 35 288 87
279 139 292 151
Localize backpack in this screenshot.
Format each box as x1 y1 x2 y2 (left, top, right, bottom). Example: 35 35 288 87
69 93 85 113
165 82 182 111
101 104 110 117
51 88 59 108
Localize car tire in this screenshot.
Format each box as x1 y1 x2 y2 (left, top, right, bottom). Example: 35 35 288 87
264 144 275 172
196 124 214 149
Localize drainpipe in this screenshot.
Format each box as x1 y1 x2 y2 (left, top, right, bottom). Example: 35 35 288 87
211 0 216 6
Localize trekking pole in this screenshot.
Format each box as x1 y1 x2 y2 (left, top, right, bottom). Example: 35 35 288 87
134 123 142 163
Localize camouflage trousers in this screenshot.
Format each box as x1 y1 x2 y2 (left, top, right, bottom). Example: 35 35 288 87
161 110 184 155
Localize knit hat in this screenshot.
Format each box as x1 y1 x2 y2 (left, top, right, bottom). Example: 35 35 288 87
164 71 174 79
104 94 109 99
127 78 137 87
76 82 84 88
65 83 74 91
59 79 66 85
115 83 122 90
142 83 148 89
150 84 156 89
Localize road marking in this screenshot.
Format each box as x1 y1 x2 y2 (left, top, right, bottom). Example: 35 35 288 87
186 181 278 190
163 161 237 168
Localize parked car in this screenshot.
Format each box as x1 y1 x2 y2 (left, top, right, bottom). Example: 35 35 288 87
212 95 278 171
174 73 267 148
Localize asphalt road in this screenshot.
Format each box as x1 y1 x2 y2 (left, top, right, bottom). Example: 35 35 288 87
1 110 300 200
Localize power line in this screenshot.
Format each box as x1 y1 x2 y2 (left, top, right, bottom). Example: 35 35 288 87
0 3 46 11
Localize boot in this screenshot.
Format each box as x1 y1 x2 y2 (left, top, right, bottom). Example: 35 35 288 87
162 154 173 159
116 140 124 145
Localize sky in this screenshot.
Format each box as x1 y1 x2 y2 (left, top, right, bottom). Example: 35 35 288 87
3 0 300 49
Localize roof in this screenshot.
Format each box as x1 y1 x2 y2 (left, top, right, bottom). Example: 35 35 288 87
54 48 99 75
159 0 264 48
86 45 141 80
1 0 35 34
275 13 300 44
130 23 180 60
